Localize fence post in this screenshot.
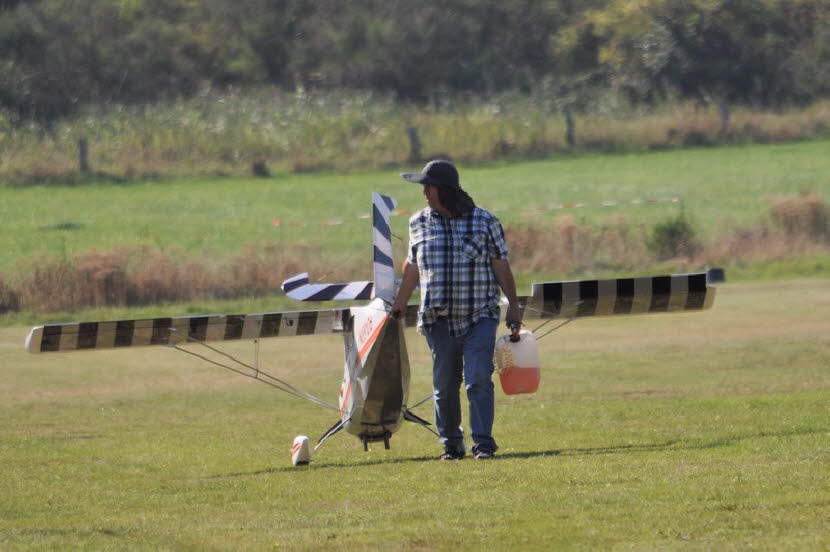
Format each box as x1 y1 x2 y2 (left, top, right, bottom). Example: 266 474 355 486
564 106 576 148
406 126 421 163
79 137 90 173
718 100 730 134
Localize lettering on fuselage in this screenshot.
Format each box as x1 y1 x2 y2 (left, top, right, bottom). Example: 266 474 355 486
358 316 374 346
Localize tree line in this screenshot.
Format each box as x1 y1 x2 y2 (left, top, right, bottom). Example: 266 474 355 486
1 0 828 121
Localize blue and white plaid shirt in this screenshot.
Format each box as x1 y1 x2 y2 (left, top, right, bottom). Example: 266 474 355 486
407 206 509 337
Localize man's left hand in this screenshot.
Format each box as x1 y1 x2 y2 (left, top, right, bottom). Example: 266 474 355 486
505 303 522 330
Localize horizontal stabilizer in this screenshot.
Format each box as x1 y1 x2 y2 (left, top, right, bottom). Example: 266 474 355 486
282 273 374 301
517 270 718 320
25 307 351 354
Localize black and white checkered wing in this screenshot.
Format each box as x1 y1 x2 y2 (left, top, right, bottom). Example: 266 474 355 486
25 307 351 354
519 271 718 320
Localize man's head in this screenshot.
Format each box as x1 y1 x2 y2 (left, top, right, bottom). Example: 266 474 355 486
401 160 474 217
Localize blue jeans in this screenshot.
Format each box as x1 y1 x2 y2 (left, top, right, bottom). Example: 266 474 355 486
425 317 498 455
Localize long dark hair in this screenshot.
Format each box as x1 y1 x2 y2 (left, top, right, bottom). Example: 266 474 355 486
437 185 476 217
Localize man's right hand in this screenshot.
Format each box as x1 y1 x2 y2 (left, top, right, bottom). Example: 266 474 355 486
505 302 523 329
391 259 420 320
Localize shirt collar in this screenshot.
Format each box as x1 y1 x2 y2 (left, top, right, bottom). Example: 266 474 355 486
427 207 473 220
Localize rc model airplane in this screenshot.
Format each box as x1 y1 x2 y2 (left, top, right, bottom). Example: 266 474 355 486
25 193 720 465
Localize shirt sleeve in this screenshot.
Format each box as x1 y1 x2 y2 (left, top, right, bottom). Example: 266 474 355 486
487 216 509 260
406 219 418 265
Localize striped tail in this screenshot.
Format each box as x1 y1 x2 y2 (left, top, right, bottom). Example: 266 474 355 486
372 192 397 304
282 273 374 301
282 193 398 303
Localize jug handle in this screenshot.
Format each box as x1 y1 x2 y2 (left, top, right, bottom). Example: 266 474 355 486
508 323 521 343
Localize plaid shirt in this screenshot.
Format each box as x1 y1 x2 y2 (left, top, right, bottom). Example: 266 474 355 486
407 206 509 337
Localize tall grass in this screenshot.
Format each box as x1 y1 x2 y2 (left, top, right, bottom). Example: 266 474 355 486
2 89 829 183
507 215 651 275
0 274 19 314
706 192 830 268
10 244 326 313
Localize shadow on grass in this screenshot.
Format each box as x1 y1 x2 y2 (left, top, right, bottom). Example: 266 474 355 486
209 454 439 477
207 425 826 477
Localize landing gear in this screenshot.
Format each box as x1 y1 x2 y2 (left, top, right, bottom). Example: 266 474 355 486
361 431 392 451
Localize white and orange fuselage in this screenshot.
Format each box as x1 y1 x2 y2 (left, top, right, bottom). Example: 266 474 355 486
338 298 410 445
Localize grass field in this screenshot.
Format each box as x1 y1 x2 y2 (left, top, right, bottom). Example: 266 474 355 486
1 279 828 549
2 139 829 275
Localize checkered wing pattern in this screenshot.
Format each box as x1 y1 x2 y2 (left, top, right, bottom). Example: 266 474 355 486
25 308 351 354
518 271 717 320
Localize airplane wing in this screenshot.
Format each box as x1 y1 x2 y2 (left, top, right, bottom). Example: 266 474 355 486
25 271 717 354
25 307 355 354
513 270 718 320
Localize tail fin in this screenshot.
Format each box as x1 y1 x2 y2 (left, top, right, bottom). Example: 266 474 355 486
282 193 398 303
372 192 397 304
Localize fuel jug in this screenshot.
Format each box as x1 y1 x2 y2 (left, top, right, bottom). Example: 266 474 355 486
494 329 540 395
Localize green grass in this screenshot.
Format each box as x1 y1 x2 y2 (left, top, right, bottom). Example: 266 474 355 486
1 279 828 549
1 139 829 277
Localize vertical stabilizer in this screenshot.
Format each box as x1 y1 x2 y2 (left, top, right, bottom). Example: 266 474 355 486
372 193 397 304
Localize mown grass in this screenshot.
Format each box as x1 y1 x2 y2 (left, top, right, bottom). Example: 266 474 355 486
1 279 828 549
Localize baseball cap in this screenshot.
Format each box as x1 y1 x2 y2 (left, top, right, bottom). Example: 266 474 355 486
401 160 459 188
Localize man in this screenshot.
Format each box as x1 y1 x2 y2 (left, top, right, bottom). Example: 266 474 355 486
391 160 522 460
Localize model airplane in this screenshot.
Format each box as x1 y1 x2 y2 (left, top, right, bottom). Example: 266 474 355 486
24 193 720 465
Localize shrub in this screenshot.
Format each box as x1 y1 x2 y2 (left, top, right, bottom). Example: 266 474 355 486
648 210 701 261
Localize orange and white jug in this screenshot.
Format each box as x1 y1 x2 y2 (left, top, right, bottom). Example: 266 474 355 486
494 329 540 395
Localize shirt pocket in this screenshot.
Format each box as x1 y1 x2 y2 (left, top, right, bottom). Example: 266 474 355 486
461 232 488 260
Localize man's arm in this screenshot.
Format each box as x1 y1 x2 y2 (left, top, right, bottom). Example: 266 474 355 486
491 258 522 329
391 259 419 318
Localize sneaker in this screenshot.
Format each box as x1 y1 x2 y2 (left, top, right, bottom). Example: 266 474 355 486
439 450 465 461
474 450 495 460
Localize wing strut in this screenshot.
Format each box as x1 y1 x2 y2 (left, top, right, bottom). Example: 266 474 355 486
314 418 349 452
169 329 342 413
403 409 438 437
400 392 439 437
